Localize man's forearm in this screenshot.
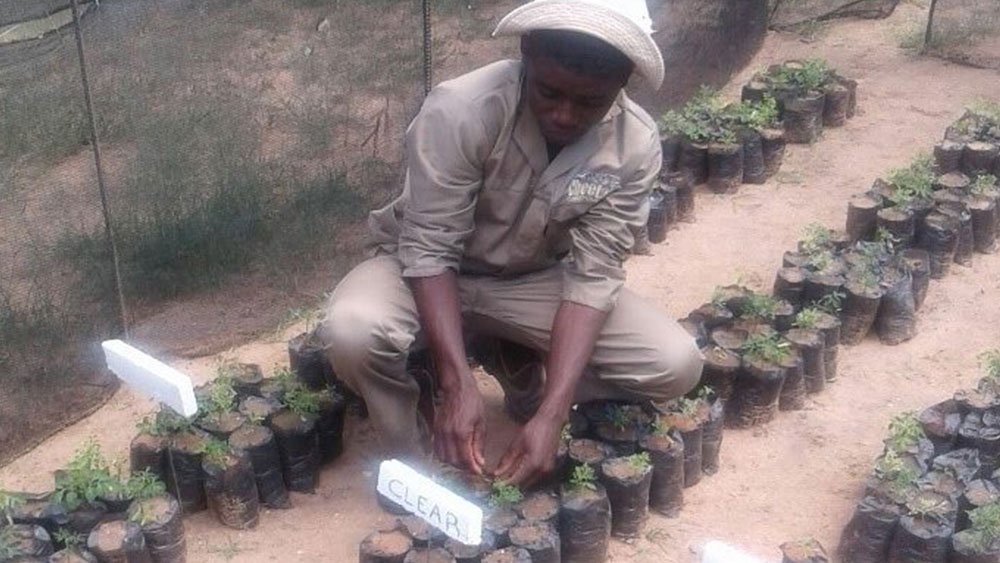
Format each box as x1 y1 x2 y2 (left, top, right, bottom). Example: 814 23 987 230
409 272 474 393
536 301 608 423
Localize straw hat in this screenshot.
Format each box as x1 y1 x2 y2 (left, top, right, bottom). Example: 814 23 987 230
493 0 665 90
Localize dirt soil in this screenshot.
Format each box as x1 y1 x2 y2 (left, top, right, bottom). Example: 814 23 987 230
3 4 1000 562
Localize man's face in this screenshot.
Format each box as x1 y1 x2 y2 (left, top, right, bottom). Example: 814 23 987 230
523 51 627 149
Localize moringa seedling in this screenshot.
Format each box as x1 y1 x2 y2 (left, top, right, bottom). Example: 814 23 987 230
972 174 999 196
625 452 652 472
0 491 24 526
980 349 1000 382
814 290 846 315
801 223 834 255
52 527 84 548
489 480 524 508
885 411 926 452
741 333 792 365
282 385 321 417
969 502 1000 549
567 464 598 492
794 308 822 329
873 449 919 502
196 437 232 467
739 292 779 321
124 469 166 501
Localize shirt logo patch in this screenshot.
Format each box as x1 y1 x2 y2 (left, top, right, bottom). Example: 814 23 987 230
565 172 621 203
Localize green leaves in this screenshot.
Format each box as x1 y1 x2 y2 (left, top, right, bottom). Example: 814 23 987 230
886 155 935 207
886 411 926 452
567 464 597 492
972 174 999 196
625 452 651 471
970 502 1000 548
658 88 778 145
282 385 321 417
196 437 231 467
488 480 524 508
793 307 822 329
0 491 24 526
741 333 792 365
738 292 780 321
873 449 919 502
766 58 833 94
980 349 1000 381
53 439 123 511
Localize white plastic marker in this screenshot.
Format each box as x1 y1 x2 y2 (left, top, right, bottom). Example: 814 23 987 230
701 540 770 563
101 339 198 417
376 459 483 546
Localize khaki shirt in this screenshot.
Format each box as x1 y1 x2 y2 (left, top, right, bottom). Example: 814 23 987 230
369 60 662 312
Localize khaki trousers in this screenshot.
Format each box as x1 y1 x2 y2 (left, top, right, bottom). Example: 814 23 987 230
318 255 703 455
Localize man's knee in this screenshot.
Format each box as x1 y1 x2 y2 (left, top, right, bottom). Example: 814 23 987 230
636 333 705 402
317 299 410 381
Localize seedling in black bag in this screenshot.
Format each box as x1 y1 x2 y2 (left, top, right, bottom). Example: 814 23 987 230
873 450 919 502
885 412 926 453
52 527 85 548
282 385 321 417
742 333 792 365
738 292 779 321
793 308 822 330
489 481 524 509
980 349 1000 381
969 502 1000 550
568 464 597 492
972 174 999 196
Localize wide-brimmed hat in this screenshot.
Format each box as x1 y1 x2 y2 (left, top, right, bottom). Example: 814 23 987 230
493 0 665 90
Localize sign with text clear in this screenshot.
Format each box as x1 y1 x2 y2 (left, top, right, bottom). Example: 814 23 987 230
102 339 198 417
376 459 483 545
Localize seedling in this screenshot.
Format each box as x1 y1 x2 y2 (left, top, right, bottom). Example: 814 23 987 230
814 291 845 315
980 349 1000 381
0 527 17 559
625 452 652 472
560 424 573 443
52 528 84 548
0 491 24 525
52 439 124 511
873 449 919 501
604 404 631 431
793 308 822 329
729 96 780 130
202 377 237 416
650 416 672 437
282 385 321 417
767 58 832 94
804 250 836 272
488 480 524 508
886 411 926 452
801 223 834 255
668 396 703 419
567 464 597 492
197 437 231 467
739 292 779 321
124 469 166 501
153 408 194 435
136 414 166 436
969 502 1000 549
886 155 935 206
741 333 791 365
906 492 951 521
972 174 999 196
969 98 1000 126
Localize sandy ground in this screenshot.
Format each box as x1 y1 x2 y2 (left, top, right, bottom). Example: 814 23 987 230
3 4 1000 562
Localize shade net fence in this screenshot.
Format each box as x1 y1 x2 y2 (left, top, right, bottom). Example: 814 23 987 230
0 0 517 467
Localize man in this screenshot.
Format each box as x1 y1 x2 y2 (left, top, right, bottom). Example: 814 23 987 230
319 0 703 487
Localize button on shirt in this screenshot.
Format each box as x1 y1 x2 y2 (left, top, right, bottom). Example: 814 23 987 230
369 60 662 312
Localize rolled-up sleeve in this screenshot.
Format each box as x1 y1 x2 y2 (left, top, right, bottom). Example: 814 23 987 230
562 130 662 311
398 90 488 278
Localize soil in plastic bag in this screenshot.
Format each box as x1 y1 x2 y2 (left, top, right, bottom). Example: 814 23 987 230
707 143 744 194
958 413 1000 476
227 363 264 400
938 201 975 266
508 521 560 563
876 261 916 345
783 93 825 144
599 457 652 539
741 129 767 184
661 135 680 173
774 267 807 310
127 494 185 563
638 431 684 517
229 424 290 510
288 331 332 390
404 547 458 563
444 530 495 562
238 396 282 426
558 483 611 563
760 128 786 180
962 142 999 177
877 207 916 249
86 520 152 563
656 410 705 488
886 513 954 563
0 524 54 558
837 495 902 563
932 448 982 487
663 171 696 222
689 302 735 330
701 396 725 475
785 328 826 394
6 492 70 536
316 390 348 464
359 529 414 563
196 411 247 441
514 492 560 526
678 316 708 349
967 195 998 253
919 400 962 457
840 281 883 345
918 211 960 279
699 346 740 407
203 451 260 530
129 434 166 483
481 548 532 563
269 410 320 493
951 529 1000 563
483 507 518 549
823 83 850 127
780 538 830 563
847 192 882 242
49 548 98 563
957 479 1000 531
163 431 208 514
934 141 965 174
901 249 931 311
727 357 785 428
778 352 807 412
677 140 709 186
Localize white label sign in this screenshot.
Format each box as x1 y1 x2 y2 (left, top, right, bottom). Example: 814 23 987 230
376 459 483 545
101 339 198 417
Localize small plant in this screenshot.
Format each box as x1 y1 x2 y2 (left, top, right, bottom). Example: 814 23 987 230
202 377 237 416
729 96 780 130
136 414 166 436
767 58 832 94
814 290 846 315
886 155 935 206
873 449 919 501
52 439 124 511
650 415 672 437
625 452 652 471
906 492 952 521
969 502 1000 550
739 292 779 321
741 333 791 365
282 385 321 417
197 437 231 467
154 408 194 435
801 223 834 255
794 307 822 329
980 349 1000 381
567 464 597 492
488 480 524 508
669 396 704 419
804 250 836 273
560 424 573 443
124 470 166 501
886 411 926 452
972 174 999 196
52 527 84 548
0 491 24 525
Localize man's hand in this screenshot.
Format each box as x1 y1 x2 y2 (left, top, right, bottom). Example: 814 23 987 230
433 369 487 475
495 410 564 488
